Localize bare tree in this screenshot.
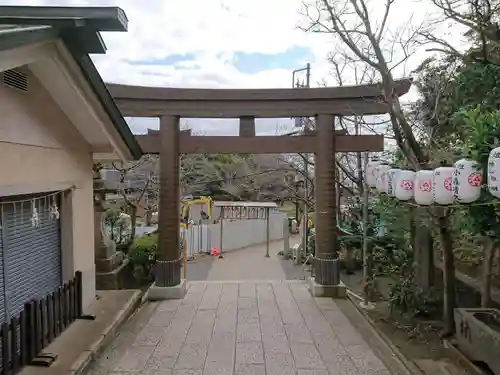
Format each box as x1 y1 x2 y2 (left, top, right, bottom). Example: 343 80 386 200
110 154 158 238
301 0 458 335
276 54 393 222
423 0 500 64
177 126 254 199
302 0 428 165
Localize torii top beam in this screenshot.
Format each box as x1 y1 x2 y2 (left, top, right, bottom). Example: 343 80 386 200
107 79 412 118
107 79 412 154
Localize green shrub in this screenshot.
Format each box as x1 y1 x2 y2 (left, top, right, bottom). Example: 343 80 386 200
389 276 440 318
129 234 158 282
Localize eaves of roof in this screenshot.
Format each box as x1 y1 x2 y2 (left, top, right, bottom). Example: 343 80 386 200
0 6 142 159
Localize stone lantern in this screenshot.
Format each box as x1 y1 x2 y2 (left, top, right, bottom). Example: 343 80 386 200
93 164 127 289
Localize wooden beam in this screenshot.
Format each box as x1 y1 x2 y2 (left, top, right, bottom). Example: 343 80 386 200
146 128 191 135
113 98 392 118
181 136 316 153
107 79 411 101
136 134 383 154
108 79 411 117
239 116 255 137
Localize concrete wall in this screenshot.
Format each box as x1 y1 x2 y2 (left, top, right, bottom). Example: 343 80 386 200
0 67 95 309
183 211 286 257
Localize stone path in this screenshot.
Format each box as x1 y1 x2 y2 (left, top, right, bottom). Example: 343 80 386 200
205 238 302 280
86 281 391 375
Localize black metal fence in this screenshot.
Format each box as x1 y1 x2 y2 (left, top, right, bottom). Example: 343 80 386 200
0 270 92 375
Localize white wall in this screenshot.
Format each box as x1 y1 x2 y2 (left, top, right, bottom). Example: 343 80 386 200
0 68 95 309
182 211 285 258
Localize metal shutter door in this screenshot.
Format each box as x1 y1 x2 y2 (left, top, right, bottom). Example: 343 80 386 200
2 197 62 317
0 216 6 323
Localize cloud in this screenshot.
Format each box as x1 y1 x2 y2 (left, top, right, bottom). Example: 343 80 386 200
10 0 318 134
6 0 464 136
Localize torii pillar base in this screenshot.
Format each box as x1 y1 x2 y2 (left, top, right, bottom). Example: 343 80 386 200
307 277 347 299
147 279 187 301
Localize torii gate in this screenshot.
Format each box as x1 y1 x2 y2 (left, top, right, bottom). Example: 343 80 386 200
107 79 412 298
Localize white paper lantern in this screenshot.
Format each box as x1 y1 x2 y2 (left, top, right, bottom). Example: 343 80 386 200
414 170 434 205
387 168 401 197
488 147 500 198
452 158 482 203
376 164 391 194
433 166 454 205
395 170 416 201
366 160 382 188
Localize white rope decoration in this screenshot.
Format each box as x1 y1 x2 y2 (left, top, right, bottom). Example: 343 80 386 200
30 199 39 228
0 188 71 228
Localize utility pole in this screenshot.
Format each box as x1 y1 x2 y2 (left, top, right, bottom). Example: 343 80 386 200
292 63 311 264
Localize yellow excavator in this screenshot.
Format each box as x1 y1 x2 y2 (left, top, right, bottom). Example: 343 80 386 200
298 212 314 231
180 195 212 228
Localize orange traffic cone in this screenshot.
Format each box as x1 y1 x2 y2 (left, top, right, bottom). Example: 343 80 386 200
211 247 224 259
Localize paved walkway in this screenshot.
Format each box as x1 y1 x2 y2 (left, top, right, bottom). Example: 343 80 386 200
187 237 305 281
85 281 391 375
207 238 303 280
84 240 392 375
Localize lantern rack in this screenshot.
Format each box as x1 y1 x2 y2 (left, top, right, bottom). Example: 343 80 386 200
365 149 500 207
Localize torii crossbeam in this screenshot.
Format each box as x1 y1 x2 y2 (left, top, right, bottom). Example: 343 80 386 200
107 79 412 296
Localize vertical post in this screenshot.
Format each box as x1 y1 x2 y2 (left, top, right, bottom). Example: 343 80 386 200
25 301 35 362
305 62 311 87
208 224 212 254
291 63 312 259
75 271 82 317
283 217 290 258
265 208 270 258
219 207 224 256
1 206 9 322
183 237 187 279
156 115 181 287
362 152 370 305
239 116 256 137
199 219 202 254
314 114 338 285
302 64 311 261
302 158 308 263
190 225 195 256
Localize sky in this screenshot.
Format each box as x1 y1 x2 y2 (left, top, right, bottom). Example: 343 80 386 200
5 0 465 136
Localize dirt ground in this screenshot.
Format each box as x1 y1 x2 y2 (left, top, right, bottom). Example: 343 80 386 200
342 267 500 375
342 270 448 362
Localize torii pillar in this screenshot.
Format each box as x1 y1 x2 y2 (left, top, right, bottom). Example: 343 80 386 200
310 114 343 297
154 115 182 291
